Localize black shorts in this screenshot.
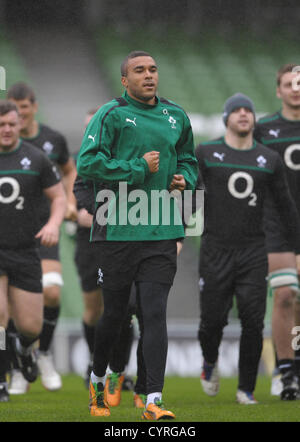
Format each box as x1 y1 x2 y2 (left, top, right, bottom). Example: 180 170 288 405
96 240 177 290
199 237 268 297
0 247 43 293
75 237 103 292
39 242 60 261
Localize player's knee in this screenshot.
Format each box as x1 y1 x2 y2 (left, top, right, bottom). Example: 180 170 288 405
103 307 124 328
17 317 42 339
43 272 63 306
143 305 166 326
199 317 227 336
83 307 101 326
240 315 264 335
269 268 299 304
0 309 9 328
43 272 63 290
44 286 61 306
273 286 295 309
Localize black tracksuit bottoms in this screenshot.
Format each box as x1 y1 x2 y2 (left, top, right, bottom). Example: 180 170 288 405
198 237 268 393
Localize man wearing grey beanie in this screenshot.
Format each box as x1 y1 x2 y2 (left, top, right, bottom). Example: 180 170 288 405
223 93 256 127
193 93 300 404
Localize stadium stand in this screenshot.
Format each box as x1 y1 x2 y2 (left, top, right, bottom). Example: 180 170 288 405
0 28 30 94
94 28 300 118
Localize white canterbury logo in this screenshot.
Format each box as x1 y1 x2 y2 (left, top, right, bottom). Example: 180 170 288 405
20 157 31 170
126 117 137 126
256 155 267 168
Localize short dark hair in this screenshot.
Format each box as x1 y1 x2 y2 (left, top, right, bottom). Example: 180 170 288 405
0 99 19 116
7 82 36 103
277 63 298 86
121 51 153 77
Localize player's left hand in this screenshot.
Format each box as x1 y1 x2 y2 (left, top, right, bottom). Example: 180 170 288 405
35 223 60 247
65 202 78 221
169 174 186 192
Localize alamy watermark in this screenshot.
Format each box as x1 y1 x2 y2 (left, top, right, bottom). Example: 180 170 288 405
292 326 300 350
292 66 300 91
95 182 204 236
0 327 5 350
0 66 6 91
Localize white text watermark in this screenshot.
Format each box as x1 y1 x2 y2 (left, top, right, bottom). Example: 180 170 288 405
291 326 300 350
0 327 5 350
95 182 204 236
0 66 6 91
292 65 300 91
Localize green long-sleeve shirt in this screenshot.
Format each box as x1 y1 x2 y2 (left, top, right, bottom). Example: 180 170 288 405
77 91 198 241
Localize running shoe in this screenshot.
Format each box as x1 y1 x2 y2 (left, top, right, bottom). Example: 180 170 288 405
142 398 175 420
104 372 124 407
280 370 298 400
236 389 258 404
89 379 110 417
200 360 219 396
134 393 147 408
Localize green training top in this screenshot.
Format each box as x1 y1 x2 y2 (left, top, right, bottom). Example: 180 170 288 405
77 91 198 241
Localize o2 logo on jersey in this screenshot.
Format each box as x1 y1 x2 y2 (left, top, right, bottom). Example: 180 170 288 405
0 177 24 210
284 144 300 170
227 172 257 206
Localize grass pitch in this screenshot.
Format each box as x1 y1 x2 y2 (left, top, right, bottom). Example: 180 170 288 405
1 374 300 422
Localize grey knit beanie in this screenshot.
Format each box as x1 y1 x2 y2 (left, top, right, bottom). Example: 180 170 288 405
223 93 255 126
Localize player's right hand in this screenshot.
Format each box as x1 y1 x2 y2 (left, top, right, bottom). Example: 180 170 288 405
35 223 60 247
65 202 78 222
143 151 160 173
77 208 93 228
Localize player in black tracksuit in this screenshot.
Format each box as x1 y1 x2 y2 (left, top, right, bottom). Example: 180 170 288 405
195 94 300 404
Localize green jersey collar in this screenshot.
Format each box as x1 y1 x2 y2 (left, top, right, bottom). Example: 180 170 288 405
123 91 159 109
223 136 257 151
21 123 41 141
0 139 22 155
279 109 300 123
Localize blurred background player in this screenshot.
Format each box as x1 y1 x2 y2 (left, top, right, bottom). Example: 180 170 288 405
73 108 145 407
254 64 300 399
0 100 66 402
195 93 300 404
73 108 103 388
6 82 77 393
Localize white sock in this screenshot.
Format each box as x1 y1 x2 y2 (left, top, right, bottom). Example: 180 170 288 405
90 371 106 386
147 392 162 406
